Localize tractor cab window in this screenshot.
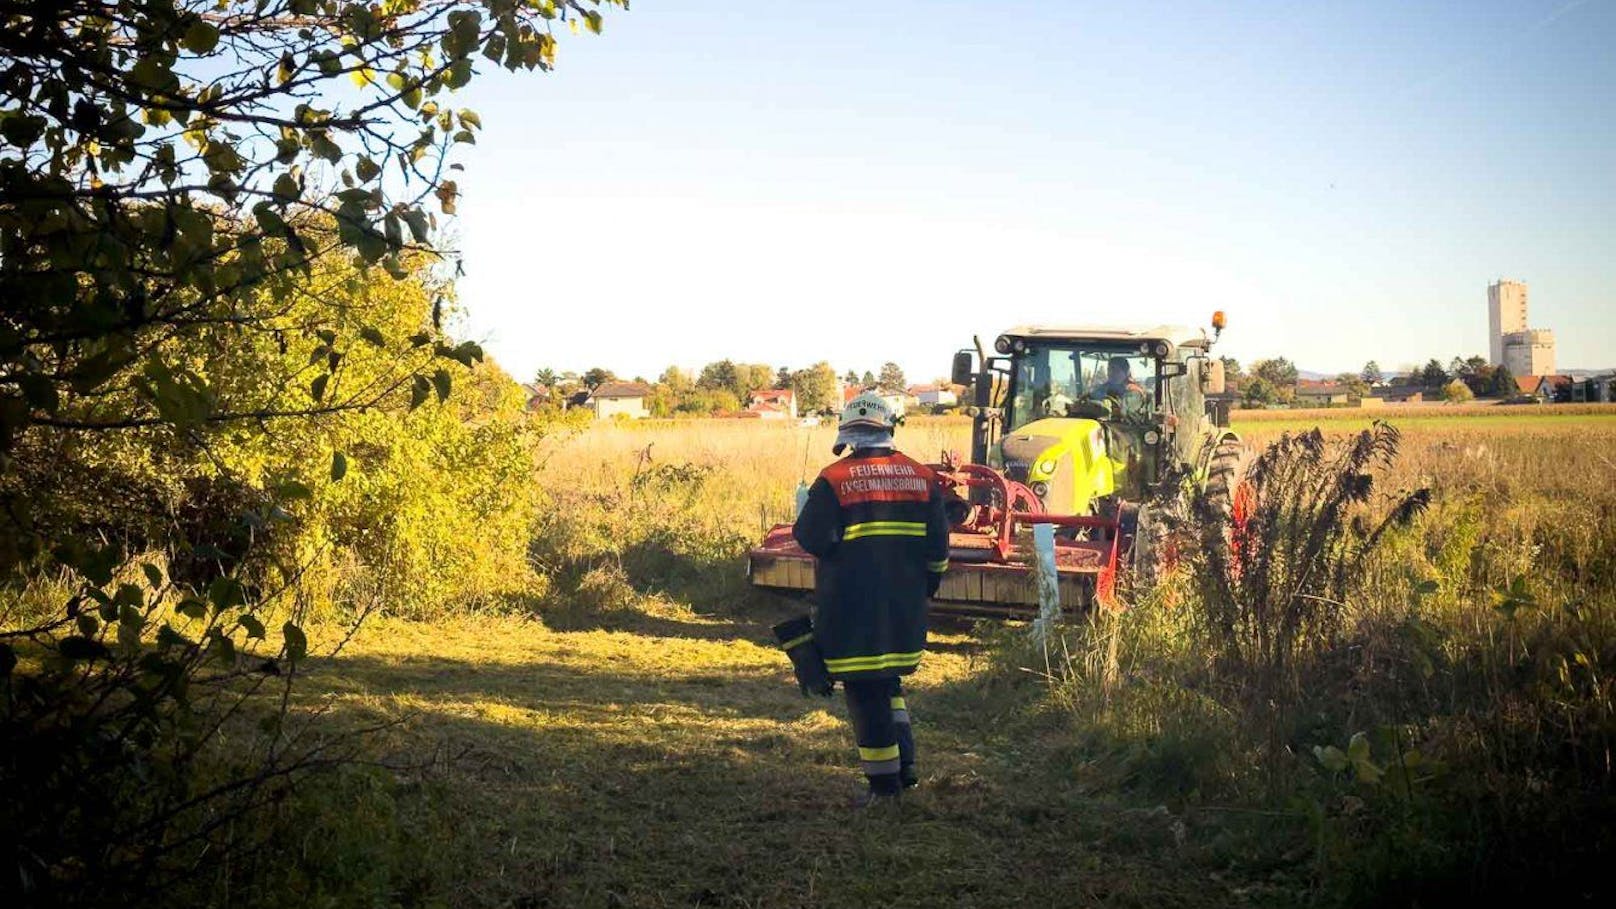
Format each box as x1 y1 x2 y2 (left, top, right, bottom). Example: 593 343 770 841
1007 344 1156 431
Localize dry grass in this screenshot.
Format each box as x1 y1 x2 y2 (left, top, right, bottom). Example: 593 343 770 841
282 611 1238 908
1232 402 1616 422
263 408 1616 907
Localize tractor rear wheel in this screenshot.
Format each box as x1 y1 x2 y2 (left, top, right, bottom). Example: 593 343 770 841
1128 502 1174 587
1201 438 1250 526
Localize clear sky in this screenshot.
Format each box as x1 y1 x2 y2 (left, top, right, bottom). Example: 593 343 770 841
449 0 1615 383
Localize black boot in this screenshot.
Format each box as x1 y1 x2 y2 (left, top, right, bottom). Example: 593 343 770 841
853 775 902 809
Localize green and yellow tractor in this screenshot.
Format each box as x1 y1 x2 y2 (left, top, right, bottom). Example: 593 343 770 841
748 315 1247 615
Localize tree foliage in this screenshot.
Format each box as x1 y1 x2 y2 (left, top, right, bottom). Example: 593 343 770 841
877 362 906 393
1242 376 1280 408
789 362 838 414
696 360 736 394
1441 379 1475 404
1361 360 1382 385
1489 363 1517 398
1332 373 1369 399
657 366 692 395
0 2 621 900
695 360 770 402
1250 357 1298 390
0 256 547 904
1420 359 1450 388
0 0 623 449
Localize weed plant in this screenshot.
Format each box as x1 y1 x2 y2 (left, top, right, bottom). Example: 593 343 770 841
1034 415 1616 903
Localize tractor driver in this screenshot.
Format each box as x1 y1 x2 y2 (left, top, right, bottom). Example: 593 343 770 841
1091 356 1149 416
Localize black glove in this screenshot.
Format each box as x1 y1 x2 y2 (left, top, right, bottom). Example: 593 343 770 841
927 572 942 597
772 615 834 698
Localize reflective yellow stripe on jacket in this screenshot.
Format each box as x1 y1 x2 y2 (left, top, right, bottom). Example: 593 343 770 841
823 651 923 673
842 521 927 542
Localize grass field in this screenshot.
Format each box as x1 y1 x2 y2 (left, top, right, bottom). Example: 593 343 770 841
259 408 1616 908
288 613 1243 908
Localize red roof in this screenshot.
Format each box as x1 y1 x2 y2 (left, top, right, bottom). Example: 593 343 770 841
751 389 794 403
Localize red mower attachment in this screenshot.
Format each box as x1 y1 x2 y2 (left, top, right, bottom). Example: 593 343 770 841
747 459 1125 619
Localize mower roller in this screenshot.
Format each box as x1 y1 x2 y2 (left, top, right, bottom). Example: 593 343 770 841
747 315 1246 617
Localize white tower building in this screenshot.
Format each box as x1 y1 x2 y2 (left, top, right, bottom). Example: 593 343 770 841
1488 279 1528 366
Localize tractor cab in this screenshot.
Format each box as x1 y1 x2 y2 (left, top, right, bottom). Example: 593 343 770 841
952 321 1230 517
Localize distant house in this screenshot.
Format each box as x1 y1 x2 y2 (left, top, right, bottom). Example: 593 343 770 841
1571 375 1614 403
586 381 652 419
1295 383 1350 407
1514 375 1558 403
1372 385 1425 404
907 384 958 408
522 384 552 411
747 389 797 419
743 402 790 420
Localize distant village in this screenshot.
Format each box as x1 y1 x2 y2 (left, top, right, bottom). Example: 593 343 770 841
526 280 1612 422
522 361 967 423
1214 279 1611 410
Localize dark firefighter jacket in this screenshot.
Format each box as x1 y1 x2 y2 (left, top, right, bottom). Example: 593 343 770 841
791 449 950 680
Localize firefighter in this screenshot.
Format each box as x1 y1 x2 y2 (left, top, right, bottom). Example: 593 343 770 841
791 392 950 806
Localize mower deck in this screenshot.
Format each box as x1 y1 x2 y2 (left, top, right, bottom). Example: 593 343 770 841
746 524 1114 618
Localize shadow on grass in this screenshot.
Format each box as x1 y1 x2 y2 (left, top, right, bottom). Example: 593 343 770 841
282 629 1220 909
536 603 778 644
308 650 836 727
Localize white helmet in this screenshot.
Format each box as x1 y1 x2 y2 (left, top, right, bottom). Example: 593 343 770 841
839 391 901 431
833 392 901 455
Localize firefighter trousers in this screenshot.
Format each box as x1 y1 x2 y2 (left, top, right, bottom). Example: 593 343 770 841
844 678 916 794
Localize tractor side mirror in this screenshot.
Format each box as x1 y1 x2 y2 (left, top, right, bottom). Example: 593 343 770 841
1204 358 1226 395
951 350 974 387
